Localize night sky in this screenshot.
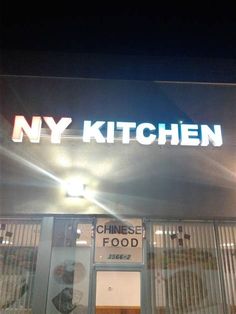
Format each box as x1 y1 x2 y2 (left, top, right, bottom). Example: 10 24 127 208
2 5 236 59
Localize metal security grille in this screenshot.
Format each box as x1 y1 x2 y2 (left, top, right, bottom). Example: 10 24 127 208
0 219 41 313
149 222 224 314
217 224 236 313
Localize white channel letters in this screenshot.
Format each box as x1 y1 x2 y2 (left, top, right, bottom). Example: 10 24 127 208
12 116 223 147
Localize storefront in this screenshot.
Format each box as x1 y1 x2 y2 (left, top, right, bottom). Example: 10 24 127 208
0 53 236 313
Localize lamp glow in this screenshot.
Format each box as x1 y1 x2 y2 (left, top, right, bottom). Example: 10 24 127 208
64 178 85 198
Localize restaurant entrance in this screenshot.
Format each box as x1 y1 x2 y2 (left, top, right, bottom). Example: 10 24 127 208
95 270 141 314
0 217 236 313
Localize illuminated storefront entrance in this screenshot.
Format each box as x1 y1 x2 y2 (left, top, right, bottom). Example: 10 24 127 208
1 61 236 313
0 217 235 313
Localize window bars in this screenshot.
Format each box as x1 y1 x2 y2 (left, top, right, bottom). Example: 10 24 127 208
150 222 226 314
0 219 41 313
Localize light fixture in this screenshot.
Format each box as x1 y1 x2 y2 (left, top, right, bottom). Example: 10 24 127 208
57 156 71 167
76 240 87 246
155 230 174 235
222 243 234 247
64 178 85 198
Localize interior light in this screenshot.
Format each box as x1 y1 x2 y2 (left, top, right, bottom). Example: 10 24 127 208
76 240 87 245
222 243 234 247
155 230 174 235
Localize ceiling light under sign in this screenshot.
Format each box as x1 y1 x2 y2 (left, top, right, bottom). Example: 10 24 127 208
65 178 85 198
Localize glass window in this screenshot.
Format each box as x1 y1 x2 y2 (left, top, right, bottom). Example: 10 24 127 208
46 218 92 314
217 224 236 313
0 219 41 313
148 222 224 313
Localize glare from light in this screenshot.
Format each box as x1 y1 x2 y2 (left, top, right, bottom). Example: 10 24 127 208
64 178 85 197
85 193 122 219
57 156 71 167
77 228 81 235
0 146 63 184
93 161 113 176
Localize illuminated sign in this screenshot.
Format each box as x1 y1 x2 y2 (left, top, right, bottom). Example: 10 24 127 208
12 115 223 146
12 116 72 144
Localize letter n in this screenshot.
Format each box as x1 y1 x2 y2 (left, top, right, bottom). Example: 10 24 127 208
12 115 42 143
